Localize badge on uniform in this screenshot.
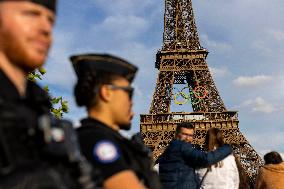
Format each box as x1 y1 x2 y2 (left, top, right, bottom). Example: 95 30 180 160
93 140 120 163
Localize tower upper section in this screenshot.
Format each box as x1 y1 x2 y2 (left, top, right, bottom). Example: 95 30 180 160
162 0 201 51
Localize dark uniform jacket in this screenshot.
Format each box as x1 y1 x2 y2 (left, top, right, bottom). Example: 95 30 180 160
77 117 162 189
0 70 79 189
158 139 232 189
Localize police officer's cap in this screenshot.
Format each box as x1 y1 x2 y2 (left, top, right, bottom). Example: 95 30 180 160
70 53 138 82
0 0 57 13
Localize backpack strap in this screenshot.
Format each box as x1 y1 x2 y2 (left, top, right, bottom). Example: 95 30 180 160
198 168 209 188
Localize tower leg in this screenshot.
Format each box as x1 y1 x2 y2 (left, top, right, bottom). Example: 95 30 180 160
150 71 174 114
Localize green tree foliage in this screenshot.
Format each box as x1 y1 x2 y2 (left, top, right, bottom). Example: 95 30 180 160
28 68 69 118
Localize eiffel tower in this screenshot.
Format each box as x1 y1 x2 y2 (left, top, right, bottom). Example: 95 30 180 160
140 0 262 184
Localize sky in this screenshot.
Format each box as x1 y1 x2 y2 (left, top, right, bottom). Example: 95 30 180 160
41 0 284 157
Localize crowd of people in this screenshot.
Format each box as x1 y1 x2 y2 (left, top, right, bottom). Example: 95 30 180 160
0 0 283 189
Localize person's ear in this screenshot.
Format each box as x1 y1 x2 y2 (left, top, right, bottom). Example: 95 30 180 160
99 85 112 102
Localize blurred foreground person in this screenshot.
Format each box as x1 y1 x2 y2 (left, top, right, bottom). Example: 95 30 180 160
196 128 240 189
71 53 162 189
255 151 284 189
158 122 232 189
0 1 87 188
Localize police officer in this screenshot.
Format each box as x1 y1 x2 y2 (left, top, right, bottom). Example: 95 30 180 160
71 54 162 189
0 0 81 188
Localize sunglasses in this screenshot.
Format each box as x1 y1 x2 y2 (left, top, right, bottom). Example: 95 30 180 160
107 85 134 99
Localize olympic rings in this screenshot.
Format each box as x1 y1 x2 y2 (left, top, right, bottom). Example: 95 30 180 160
193 86 208 99
174 92 189 105
173 85 207 105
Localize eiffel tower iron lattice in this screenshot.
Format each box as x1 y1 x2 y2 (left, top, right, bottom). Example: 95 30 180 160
140 0 263 184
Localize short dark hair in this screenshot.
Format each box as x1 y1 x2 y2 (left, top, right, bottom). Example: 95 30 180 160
74 70 121 109
176 122 194 134
264 151 283 164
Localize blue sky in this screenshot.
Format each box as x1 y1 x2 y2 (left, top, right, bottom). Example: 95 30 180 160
41 0 284 157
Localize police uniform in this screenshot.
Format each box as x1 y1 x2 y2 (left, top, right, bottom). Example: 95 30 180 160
71 54 162 189
0 69 81 188
0 1 83 188
0 69 51 174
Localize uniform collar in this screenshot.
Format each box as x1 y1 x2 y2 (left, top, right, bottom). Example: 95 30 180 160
0 69 20 101
80 117 124 137
0 69 51 113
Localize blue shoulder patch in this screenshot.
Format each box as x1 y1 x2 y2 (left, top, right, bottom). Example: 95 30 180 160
93 140 120 163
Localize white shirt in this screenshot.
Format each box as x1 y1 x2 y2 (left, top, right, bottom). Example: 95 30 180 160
196 154 239 189
153 163 159 173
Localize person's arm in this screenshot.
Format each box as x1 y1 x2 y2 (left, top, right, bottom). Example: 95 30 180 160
181 142 232 167
103 170 147 189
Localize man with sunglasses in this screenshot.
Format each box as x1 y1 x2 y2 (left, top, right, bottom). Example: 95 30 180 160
158 122 232 189
71 53 161 189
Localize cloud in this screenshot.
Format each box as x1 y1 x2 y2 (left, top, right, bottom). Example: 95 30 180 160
268 29 284 41
93 0 155 15
233 75 273 87
209 67 229 78
132 83 143 97
248 131 284 158
250 29 284 56
42 31 77 88
93 15 149 40
200 34 232 53
111 41 156 65
277 76 284 96
240 97 276 114
251 40 274 55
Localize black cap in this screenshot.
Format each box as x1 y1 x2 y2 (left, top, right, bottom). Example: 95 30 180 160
0 0 57 13
70 53 138 82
